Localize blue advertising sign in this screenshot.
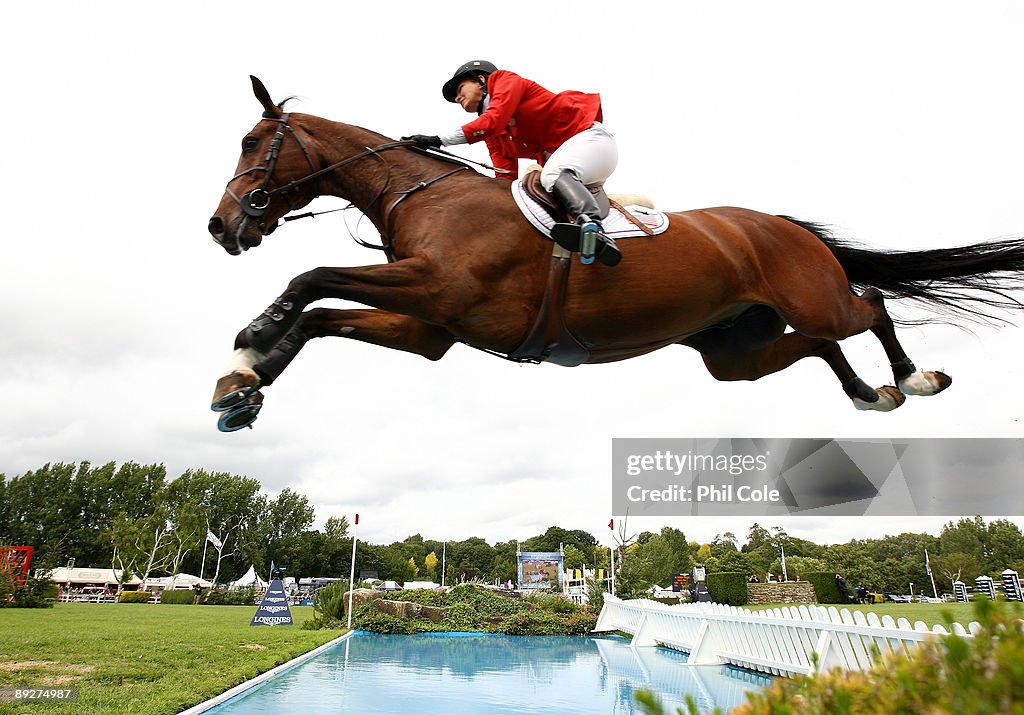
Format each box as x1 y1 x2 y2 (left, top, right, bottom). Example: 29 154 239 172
250 579 293 626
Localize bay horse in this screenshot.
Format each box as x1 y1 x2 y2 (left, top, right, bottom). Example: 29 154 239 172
206 77 1024 431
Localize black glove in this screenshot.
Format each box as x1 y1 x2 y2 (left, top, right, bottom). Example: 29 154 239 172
402 134 442 150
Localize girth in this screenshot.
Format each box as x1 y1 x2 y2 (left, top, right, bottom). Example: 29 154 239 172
510 244 590 366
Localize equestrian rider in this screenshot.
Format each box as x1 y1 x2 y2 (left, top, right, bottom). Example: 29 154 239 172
403 61 622 267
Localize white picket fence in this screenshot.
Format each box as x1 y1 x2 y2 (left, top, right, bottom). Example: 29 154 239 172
594 594 980 677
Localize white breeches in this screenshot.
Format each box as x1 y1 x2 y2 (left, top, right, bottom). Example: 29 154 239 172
540 122 619 191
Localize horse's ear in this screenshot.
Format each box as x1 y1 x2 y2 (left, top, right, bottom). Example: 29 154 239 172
250 75 280 117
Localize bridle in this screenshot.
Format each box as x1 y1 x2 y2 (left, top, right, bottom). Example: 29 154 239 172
223 112 470 257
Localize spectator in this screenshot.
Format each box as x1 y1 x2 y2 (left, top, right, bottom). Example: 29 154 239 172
835 574 849 603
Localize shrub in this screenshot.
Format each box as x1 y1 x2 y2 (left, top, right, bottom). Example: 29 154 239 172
804 571 843 604
204 588 258 606
394 588 443 607
5 576 56 608
312 582 349 626
440 601 479 631
351 603 414 634
158 588 198 605
706 572 748 606
119 591 151 603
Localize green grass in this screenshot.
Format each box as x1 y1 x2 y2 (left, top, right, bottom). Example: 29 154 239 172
745 601 978 629
0 603 344 714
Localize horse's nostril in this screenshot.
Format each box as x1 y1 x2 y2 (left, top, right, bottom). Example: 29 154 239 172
208 216 225 236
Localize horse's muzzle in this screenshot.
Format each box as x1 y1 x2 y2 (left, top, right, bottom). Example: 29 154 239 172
208 214 272 255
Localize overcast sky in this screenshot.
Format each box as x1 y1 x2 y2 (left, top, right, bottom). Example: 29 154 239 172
3 2 1022 551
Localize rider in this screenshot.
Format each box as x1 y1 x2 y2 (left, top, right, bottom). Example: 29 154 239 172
403 60 622 267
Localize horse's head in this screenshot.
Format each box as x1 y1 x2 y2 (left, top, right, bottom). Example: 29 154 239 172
208 76 320 255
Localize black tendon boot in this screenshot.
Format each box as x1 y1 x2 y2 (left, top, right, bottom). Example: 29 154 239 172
548 171 622 267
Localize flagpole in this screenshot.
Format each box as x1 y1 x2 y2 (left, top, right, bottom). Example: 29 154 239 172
200 542 207 581
926 549 938 599
609 518 616 596
347 514 359 629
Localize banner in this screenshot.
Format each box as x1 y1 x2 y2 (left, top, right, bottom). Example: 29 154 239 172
249 579 293 626
612 438 1024 516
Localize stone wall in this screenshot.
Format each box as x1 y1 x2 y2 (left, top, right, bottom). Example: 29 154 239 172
746 582 817 605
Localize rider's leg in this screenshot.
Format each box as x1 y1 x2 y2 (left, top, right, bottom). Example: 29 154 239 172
541 123 622 267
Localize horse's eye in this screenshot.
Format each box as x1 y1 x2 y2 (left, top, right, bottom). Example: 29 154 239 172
242 136 259 153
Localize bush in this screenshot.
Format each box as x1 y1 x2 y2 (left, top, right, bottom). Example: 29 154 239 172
158 589 198 605
342 583 597 636
804 571 843 604
351 603 414 634
706 572 748 606
204 588 258 606
119 591 151 603
313 582 349 626
4 576 56 608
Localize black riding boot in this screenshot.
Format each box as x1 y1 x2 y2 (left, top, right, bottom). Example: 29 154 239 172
548 171 622 267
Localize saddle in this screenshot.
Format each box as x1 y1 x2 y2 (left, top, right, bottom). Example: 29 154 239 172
521 170 655 236
521 170 610 222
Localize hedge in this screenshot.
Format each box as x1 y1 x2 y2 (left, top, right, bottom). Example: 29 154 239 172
706 572 748 606
158 589 199 604
804 571 844 604
118 591 151 603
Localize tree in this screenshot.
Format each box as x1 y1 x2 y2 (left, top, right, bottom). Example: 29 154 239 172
424 551 439 581
932 552 984 590
245 488 315 579
987 520 1024 571
710 532 738 558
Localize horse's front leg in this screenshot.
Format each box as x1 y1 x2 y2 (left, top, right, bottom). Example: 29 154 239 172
211 259 460 430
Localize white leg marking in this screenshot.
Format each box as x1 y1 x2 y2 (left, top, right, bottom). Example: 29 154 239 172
899 371 943 396
220 348 264 378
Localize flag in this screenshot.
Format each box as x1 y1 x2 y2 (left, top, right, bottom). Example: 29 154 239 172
270 560 276 579
608 518 614 530
780 543 788 582
924 549 932 576
355 513 360 525
206 531 222 550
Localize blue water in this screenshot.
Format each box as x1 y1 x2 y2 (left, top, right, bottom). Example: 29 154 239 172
206 632 772 714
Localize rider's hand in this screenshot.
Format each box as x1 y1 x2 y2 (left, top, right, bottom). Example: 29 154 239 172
402 134 442 150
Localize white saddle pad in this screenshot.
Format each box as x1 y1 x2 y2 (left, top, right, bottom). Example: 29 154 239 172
511 179 670 239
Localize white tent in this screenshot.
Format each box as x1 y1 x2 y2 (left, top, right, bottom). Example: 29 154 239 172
47 567 142 587
144 573 212 590
229 565 267 590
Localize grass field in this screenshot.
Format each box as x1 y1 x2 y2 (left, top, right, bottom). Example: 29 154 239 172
0 603 343 714
745 601 983 628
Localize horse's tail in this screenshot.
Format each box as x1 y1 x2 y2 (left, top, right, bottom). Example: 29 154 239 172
780 215 1024 324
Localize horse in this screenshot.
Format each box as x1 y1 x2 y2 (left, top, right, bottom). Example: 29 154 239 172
206 76 1024 432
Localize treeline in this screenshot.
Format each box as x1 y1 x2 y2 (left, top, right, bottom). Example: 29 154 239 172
2 462 1023 594
0 461 605 585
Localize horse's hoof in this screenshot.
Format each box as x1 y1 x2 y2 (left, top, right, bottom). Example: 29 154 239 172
211 370 261 412
852 385 906 412
898 370 952 396
217 392 263 432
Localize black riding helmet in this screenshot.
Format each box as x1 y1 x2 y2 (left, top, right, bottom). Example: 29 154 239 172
442 60 497 103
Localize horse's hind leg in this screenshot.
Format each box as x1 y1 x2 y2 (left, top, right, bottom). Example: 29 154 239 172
860 287 952 397
686 327 906 411
212 308 455 431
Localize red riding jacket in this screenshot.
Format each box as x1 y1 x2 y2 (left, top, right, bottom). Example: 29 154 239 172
461 70 603 180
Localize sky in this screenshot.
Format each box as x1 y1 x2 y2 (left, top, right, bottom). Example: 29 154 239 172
2 2 1022 552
